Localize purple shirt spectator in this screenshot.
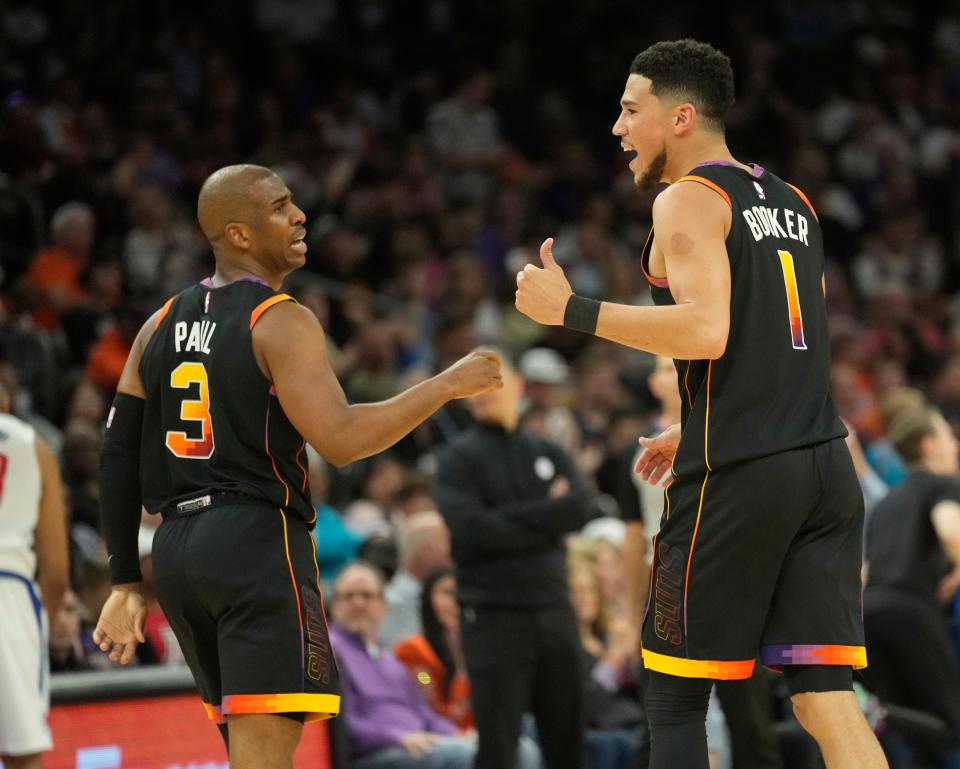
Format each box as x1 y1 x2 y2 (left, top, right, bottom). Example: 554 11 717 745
330 622 459 756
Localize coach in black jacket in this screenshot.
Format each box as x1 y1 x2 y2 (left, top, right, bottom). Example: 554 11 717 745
436 352 594 769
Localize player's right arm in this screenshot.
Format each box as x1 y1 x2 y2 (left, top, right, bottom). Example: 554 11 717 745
92 310 159 664
254 302 502 467
33 435 69 623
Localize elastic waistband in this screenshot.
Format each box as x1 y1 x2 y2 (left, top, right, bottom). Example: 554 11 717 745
161 492 268 520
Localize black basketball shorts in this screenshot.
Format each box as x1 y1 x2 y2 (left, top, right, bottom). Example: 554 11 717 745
642 437 866 680
151 503 340 722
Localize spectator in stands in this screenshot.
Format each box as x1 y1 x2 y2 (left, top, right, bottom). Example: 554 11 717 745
391 472 437 521
567 557 644 769
864 406 960 763
83 306 143 394
427 70 504 206
395 565 473 731
436 351 593 769
49 590 90 673
329 562 541 769
343 454 406 537
864 387 927 488
121 185 202 303
60 418 101 532
25 201 94 330
381 511 451 647
307 446 361 590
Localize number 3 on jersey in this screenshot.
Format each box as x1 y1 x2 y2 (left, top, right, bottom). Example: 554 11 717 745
777 250 807 351
165 361 215 459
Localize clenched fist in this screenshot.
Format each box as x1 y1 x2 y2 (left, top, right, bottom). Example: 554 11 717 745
515 238 573 325
443 350 503 398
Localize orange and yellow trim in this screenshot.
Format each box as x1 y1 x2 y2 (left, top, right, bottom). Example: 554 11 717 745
683 472 709 643
265 398 291 506
785 183 818 221
676 175 732 209
642 648 755 680
205 693 340 722
761 644 867 669
250 293 296 330
295 443 309 493
155 296 176 329
280 509 306 671
704 361 713 471
640 228 669 289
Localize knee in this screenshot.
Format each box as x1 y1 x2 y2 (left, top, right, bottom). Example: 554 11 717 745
790 690 843 735
790 692 816 732
644 671 712 727
437 737 478 769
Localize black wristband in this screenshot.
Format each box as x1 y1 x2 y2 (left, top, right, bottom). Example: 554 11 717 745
563 294 601 334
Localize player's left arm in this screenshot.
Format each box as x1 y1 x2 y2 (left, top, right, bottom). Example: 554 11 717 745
93 310 159 663
516 182 731 360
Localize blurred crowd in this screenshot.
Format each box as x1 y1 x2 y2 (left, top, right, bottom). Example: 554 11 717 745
4 1 960 767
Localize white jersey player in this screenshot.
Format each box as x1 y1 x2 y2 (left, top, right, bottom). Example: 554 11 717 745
0 383 69 769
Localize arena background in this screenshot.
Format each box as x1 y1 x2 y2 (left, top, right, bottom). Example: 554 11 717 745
2 1 960 768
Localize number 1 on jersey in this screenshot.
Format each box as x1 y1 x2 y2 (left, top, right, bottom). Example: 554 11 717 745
166 361 215 459
777 250 807 350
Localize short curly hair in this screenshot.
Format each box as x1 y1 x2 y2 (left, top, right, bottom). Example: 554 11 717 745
629 39 735 132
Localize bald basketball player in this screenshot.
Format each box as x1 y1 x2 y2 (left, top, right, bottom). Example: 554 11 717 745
92 165 501 769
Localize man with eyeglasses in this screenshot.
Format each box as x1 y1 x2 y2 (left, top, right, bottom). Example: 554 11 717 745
329 562 541 769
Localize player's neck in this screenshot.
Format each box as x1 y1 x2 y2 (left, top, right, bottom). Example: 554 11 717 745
665 138 741 183
212 259 284 291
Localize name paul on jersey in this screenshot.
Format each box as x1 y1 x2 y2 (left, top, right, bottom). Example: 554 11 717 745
741 206 809 246
174 321 216 354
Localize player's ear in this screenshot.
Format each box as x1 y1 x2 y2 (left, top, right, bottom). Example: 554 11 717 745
673 103 696 136
224 222 251 250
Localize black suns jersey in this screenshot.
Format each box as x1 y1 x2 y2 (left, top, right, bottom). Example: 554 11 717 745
139 277 314 522
641 162 846 477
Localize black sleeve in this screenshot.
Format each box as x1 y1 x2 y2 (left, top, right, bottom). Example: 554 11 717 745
98 394 145 584
496 440 597 536
435 446 558 556
931 476 960 508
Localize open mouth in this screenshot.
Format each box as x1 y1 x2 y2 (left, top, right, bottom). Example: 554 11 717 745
291 231 307 254
622 144 640 172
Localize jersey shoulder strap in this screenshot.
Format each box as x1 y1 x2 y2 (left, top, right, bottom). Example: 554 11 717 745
250 293 297 330
674 174 733 208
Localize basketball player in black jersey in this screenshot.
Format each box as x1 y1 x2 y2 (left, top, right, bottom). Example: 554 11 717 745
515 40 887 769
91 164 502 769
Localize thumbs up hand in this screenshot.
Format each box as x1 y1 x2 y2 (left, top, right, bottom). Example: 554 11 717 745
515 238 573 326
